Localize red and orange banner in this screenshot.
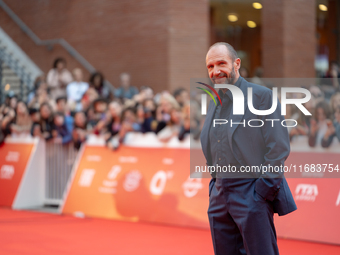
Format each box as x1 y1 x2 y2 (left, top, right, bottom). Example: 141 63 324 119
62 145 210 228
275 178 340 244
0 143 34 207
62 144 340 244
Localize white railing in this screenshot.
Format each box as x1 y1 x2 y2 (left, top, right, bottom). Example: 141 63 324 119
45 141 79 205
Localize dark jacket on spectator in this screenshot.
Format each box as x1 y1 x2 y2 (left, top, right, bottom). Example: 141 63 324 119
141 117 155 133
54 116 74 144
106 118 121 138
320 121 340 148
308 130 334 148
40 117 54 140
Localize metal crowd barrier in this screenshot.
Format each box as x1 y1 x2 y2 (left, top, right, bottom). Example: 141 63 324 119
45 141 79 205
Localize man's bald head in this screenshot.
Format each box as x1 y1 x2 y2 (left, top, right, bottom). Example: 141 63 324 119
207 42 238 62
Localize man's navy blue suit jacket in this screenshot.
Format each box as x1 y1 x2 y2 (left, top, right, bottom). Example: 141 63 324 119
200 77 297 216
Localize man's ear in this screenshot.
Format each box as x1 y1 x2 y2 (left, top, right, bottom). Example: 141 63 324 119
234 58 241 72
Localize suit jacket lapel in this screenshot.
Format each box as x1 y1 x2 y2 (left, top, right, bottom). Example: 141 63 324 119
227 77 249 151
200 100 217 165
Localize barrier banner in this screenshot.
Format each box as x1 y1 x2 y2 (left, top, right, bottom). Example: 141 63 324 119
275 178 340 244
0 143 34 207
62 137 340 244
62 145 210 228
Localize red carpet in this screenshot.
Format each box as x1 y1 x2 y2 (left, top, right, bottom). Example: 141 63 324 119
0 208 339 255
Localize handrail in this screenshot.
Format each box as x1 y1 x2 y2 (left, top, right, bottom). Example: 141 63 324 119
0 0 114 90
0 46 31 100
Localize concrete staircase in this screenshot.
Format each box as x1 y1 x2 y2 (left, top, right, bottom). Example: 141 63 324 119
0 63 23 100
0 27 43 103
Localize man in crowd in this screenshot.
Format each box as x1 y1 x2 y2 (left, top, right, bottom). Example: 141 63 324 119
66 68 89 111
114 72 139 99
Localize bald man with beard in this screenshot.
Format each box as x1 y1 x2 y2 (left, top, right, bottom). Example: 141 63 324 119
200 42 297 255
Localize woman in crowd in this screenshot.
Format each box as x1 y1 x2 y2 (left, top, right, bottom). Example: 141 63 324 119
89 98 108 134
308 101 333 147
330 92 340 113
155 93 182 142
318 105 340 148
0 92 18 137
27 75 46 104
333 106 340 142
285 104 308 141
118 107 141 143
72 111 88 149
29 108 41 137
38 103 54 141
105 101 122 150
105 101 122 138
178 102 191 141
28 81 55 109
8 94 18 110
155 92 179 133
79 87 99 113
10 101 32 136
47 58 73 99
157 108 182 143
89 72 111 99
178 101 202 141
173 88 189 108
139 98 157 133
0 103 16 138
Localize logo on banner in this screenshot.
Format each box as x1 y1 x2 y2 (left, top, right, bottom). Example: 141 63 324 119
78 169 96 187
5 151 20 162
123 170 142 192
99 165 121 194
107 165 121 180
336 190 340 206
182 176 203 198
295 184 318 201
86 155 101 162
197 82 311 129
162 158 174 165
149 170 173 195
197 82 311 116
119 156 138 163
0 165 15 179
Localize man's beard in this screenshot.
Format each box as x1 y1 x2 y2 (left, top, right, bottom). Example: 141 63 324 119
213 67 236 85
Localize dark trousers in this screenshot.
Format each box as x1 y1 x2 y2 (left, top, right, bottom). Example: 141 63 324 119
208 178 279 255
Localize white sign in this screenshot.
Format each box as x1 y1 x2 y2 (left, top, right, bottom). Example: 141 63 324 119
78 169 96 187
295 184 318 201
182 177 203 198
0 165 15 179
149 170 173 195
123 170 142 192
5 151 20 162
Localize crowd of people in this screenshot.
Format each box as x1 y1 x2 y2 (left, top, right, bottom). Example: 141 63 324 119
0 57 340 150
268 61 340 148
0 58 192 149
287 84 340 148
